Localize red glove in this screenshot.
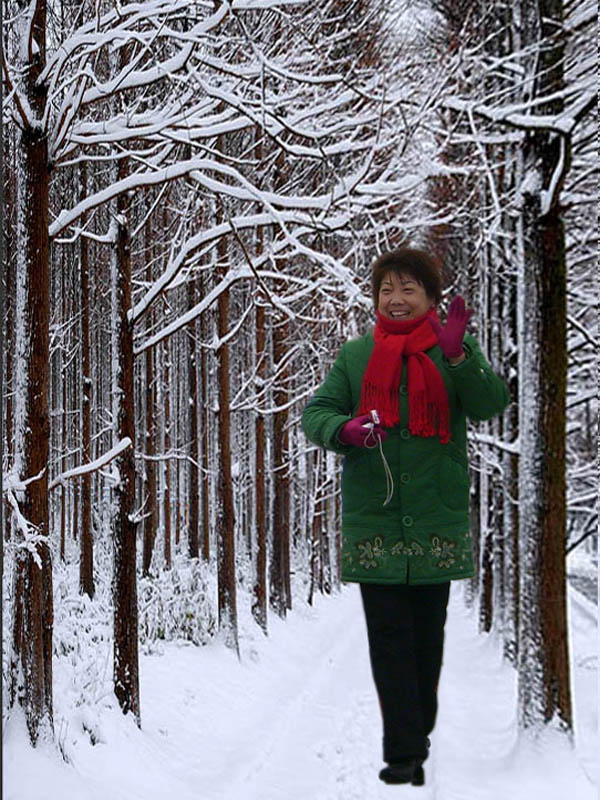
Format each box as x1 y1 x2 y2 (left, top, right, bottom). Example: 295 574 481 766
427 296 474 358
338 414 388 447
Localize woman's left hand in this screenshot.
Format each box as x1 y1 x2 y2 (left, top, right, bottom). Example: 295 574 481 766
427 296 474 359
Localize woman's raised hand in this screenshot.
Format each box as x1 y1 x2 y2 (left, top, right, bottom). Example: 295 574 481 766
427 296 473 358
338 414 387 447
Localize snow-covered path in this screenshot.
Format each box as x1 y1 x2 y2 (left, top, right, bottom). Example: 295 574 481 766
3 582 597 800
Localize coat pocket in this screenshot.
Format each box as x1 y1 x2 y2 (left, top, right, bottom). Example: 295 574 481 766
438 450 470 511
342 448 385 510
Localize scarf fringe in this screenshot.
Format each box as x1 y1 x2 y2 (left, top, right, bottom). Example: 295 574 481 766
360 381 401 428
410 395 451 443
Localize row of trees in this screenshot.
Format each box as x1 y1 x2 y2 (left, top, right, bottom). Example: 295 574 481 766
2 0 596 754
419 0 596 733
2 0 444 744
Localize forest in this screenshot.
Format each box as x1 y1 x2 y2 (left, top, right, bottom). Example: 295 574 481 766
1 0 597 795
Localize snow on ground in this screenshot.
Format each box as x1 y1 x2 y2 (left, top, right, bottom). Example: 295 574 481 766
3 581 597 800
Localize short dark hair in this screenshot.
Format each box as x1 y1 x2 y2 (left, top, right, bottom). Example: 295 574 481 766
371 248 443 308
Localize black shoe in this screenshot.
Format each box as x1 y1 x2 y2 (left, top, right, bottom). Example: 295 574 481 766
379 758 425 785
411 763 425 786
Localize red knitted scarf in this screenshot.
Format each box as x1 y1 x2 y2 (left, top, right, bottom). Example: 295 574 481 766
357 309 451 444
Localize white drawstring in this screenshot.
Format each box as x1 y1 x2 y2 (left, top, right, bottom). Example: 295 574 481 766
364 429 394 506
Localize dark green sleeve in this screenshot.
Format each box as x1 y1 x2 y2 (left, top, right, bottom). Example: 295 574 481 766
443 334 510 421
301 343 355 455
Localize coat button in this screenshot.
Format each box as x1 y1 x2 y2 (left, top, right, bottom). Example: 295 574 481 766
401 473 410 483
400 385 408 395
401 428 411 439
402 515 413 527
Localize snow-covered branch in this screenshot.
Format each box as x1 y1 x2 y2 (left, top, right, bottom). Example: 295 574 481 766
442 90 595 136
49 438 132 490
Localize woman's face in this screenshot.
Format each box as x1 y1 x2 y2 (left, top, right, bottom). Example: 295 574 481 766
377 271 434 320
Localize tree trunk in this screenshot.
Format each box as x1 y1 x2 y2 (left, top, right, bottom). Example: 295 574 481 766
60 363 67 562
111 180 141 725
200 269 211 562
187 274 200 560
4 126 16 542
308 449 322 606
478 256 493 633
503 274 519 665
252 222 268 634
270 314 291 616
334 483 342 592
517 0 572 734
9 0 54 747
322 453 335 596
163 341 172 569
465 464 480 609
215 230 238 651
142 237 158 576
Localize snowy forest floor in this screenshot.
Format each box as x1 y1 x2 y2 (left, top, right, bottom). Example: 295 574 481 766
3 579 597 800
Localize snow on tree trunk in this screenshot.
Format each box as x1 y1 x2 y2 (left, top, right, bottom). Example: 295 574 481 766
502 273 519 666
308 448 323 607
517 0 572 735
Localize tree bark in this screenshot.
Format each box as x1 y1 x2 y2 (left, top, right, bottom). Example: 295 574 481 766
308 449 322 606
111 180 141 725
9 0 54 746
478 256 493 633
187 274 200 560
503 274 519 666
200 269 211 562
142 231 158 576
215 221 238 651
60 358 67 562
163 340 172 569
517 0 572 733
270 314 291 617
4 126 16 542
252 220 268 634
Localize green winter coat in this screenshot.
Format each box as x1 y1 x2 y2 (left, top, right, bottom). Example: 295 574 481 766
301 332 510 585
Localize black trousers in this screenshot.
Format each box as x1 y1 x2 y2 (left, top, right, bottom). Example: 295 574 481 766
359 581 450 764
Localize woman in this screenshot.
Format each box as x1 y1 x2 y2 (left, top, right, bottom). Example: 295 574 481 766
301 248 509 786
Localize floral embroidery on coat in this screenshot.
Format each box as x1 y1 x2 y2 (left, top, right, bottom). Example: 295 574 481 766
357 536 386 569
430 535 456 569
391 541 425 557
342 531 473 578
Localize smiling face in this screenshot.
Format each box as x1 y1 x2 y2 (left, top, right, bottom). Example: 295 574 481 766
377 271 434 321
